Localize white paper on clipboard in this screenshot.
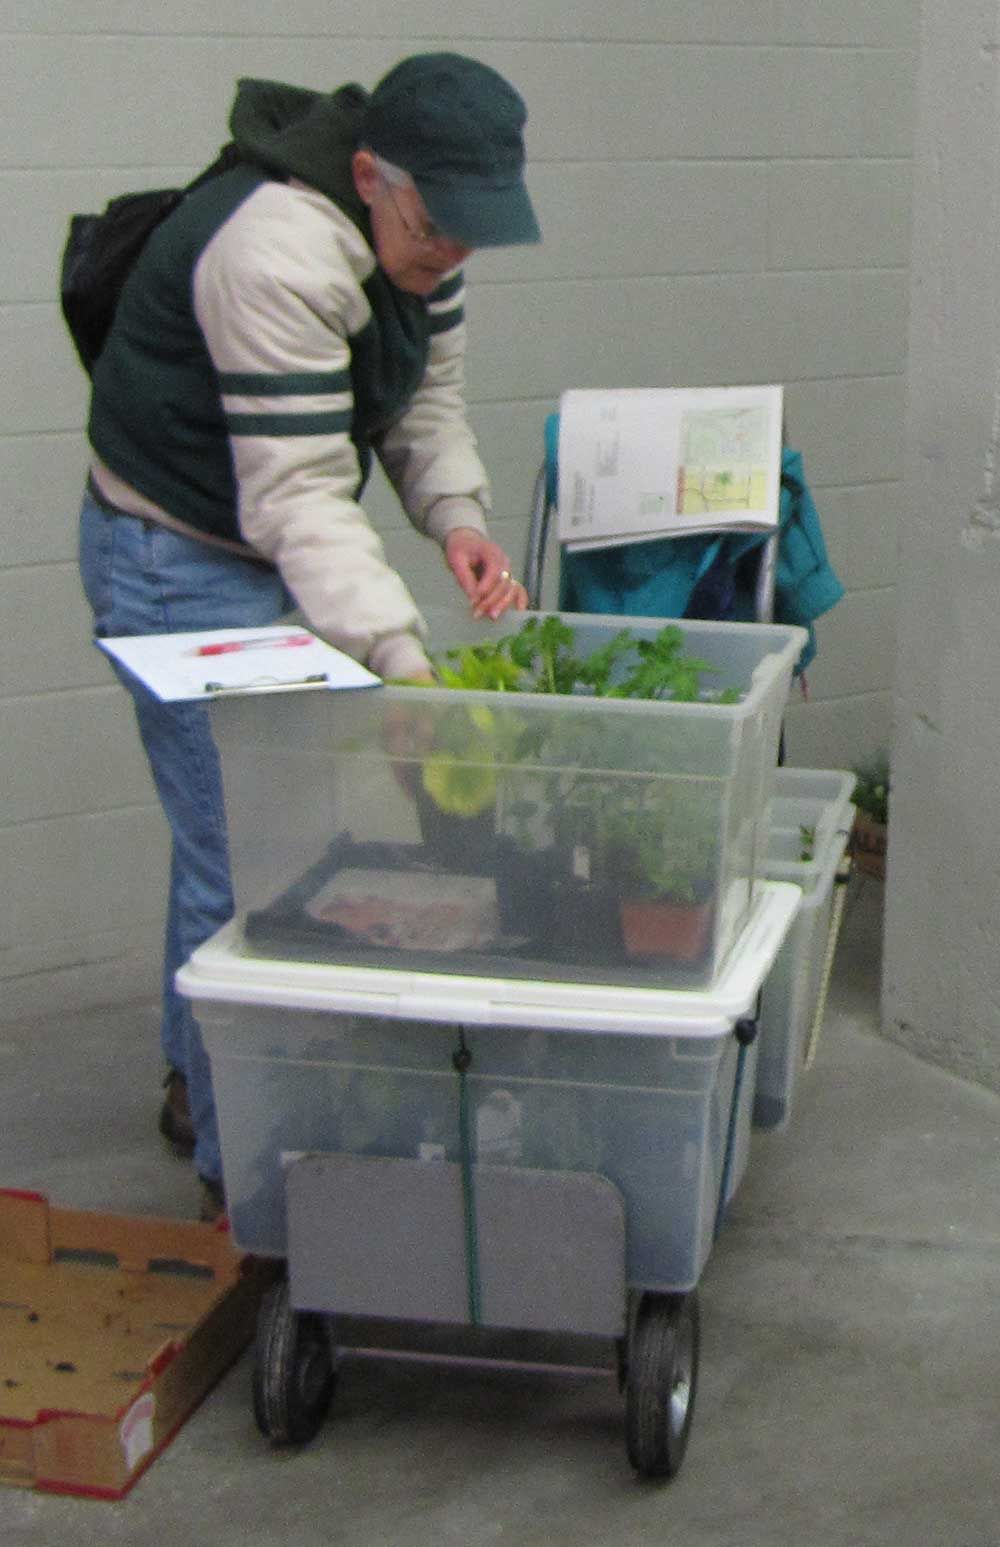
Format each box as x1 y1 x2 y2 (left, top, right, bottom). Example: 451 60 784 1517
97 626 382 701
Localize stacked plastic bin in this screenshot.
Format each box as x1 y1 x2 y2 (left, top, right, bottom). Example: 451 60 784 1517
182 609 808 1280
176 608 819 1478
754 767 856 1130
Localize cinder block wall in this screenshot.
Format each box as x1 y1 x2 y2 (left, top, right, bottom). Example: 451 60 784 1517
1 2 917 1021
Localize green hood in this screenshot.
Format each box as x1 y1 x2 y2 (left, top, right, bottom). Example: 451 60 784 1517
228 78 369 220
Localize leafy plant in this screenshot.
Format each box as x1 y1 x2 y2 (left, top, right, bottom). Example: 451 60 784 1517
609 626 738 704
505 615 587 694
420 751 498 817
412 619 741 900
852 751 890 825
429 617 736 704
570 627 638 695
433 644 524 693
593 779 719 904
415 700 503 817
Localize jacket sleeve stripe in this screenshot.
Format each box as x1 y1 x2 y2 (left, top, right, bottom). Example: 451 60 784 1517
225 409 353 437
429 271 464 303
217 369 352 396
428 305 464 335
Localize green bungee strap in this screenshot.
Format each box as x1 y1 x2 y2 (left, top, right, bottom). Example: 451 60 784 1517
452 1030 482 1326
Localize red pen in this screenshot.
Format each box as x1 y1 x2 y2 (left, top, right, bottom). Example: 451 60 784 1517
192 632 313 657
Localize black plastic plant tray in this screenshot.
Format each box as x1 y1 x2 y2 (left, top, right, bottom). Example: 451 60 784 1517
241 832 710 987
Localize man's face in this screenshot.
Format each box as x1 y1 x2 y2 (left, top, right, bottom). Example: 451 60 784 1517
353 150 473 296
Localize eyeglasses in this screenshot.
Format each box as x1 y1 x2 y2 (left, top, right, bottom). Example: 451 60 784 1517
380 177 450 248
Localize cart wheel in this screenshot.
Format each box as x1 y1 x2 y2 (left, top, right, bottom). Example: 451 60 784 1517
625 1291 699 1481
252 1275 336 1446
615 1334 630 1393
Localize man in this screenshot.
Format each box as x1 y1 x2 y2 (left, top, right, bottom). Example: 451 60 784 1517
78 53 540 1217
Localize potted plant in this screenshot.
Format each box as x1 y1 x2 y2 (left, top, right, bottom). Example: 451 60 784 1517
412 700 500 870
850 751 889 880
594 779 720 964
402 616 740 962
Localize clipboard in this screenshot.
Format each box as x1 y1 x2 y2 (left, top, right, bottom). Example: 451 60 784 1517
96 626 382 702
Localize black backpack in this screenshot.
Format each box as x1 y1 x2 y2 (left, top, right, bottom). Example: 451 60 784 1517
60 143 243 375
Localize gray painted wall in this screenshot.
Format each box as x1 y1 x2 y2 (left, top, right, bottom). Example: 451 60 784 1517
884 0 1000 1094
2 3 917 1021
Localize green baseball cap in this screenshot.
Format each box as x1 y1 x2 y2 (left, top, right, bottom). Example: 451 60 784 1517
361 53 541 248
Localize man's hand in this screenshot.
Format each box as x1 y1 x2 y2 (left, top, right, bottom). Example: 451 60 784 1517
444 527 529 620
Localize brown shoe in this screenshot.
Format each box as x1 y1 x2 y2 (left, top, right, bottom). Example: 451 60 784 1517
198 1175 227 1224
159 1069 196 1159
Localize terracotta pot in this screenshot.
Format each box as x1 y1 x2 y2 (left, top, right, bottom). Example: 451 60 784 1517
851 810 887 880
619 897 713 963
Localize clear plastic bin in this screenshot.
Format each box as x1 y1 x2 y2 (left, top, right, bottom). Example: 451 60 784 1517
210 608 805 991
178 887 799 1297
754 768 855 1129
179 926 801 1297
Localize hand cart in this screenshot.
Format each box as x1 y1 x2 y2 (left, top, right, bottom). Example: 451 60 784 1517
185 425 808 1478
177 880 801 1481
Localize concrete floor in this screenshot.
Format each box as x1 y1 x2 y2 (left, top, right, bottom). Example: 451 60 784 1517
2 878 999 1545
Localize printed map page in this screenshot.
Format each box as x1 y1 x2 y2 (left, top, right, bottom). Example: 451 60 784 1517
678 405 771 515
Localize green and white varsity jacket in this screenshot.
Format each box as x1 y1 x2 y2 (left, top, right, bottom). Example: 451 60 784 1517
88 79 492 679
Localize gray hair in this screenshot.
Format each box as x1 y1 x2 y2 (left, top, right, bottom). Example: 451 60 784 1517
369 152 415 190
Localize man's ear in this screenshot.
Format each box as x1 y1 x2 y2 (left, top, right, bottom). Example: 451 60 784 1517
352 148 380 206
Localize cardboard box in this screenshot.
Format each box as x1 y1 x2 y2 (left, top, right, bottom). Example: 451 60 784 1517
0 1189 275 1500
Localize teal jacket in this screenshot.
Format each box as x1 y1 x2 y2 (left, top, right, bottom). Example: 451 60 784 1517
558 444 843 671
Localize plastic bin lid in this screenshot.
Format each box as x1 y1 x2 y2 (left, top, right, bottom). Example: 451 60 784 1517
767 768 855 888
773 768 856 805
176 881 802 1039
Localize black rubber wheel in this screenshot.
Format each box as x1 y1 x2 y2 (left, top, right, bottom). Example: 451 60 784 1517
252 1276 337 1445
624 1291 699 1481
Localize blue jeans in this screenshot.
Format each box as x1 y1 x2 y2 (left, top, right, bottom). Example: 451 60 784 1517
78 488 293 1182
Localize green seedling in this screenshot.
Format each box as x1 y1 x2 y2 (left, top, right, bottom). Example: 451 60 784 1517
430 618 737 704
